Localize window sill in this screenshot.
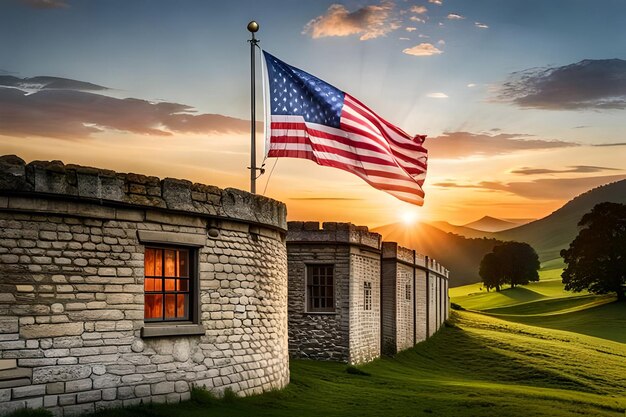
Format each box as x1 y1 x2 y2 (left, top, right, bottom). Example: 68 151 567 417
304 311 338 315
141 323 206 338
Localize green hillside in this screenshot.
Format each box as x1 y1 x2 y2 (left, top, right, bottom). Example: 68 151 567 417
80 309 626 417
495 179 626 263
451 268 626 344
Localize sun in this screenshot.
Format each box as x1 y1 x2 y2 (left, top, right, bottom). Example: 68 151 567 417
400 210 419 225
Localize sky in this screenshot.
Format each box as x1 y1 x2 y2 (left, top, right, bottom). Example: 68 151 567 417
0 0 625 227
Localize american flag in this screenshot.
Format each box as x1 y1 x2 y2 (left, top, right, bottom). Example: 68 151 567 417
263 51 428 206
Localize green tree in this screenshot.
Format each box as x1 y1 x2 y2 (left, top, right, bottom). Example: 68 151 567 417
561 202 626 301
479 252 503 292
479 242 540 290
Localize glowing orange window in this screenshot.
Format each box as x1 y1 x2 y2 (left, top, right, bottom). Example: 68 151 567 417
144 247 190 321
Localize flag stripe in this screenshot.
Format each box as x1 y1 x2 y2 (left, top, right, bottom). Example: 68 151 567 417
270 123 426 175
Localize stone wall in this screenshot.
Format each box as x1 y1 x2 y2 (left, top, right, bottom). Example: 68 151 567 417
381 243 449 354
285 243 350 361
286 222 381 365
0 156 289 416
347 249 380 365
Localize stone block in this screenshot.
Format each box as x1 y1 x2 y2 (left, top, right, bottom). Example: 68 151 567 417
76 389 102 403
65 378 92 393
101 387 117 401
25 396 44 409
32 365 92 384
152 381 175 395
134 384 150 397
12 384 46 398
44 394 58 407
21 322 83 339
46 382 65 394
0 317 19 334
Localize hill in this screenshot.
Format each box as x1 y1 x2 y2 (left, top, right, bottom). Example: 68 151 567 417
463 215 519 232
428 220 492 238
87 308 626 417
372 222 504 287
495 179 626 263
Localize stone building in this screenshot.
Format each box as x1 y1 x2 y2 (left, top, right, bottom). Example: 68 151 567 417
286 222 382 365
0 156 290 416
381 242 449 356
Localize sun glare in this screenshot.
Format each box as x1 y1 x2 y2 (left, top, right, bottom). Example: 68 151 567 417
401 210 419 225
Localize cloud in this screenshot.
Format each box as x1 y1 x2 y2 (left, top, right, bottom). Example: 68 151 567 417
410 16 425 23
433 175 626 199
0 82 258 140
0 75 107 93
399 37 410 40
426 131 579 159
497 59 626 110
429 0 442 4
410 5 427 14
402 42 443 56
426 92 448 98
303 1 400 41
593 142 626 147
437 39 445 45
467 83 476 88
447 13 464 20
511 166 620 175
418 34 430 38
405 27 417 32
20 0 68 8
475 22 489 29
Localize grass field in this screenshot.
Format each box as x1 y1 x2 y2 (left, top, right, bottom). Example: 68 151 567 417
82 310 626 417
10 268 626 417
451 268 626 344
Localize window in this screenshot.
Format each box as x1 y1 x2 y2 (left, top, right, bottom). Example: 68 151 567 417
406 283 412 300
306 265 334 312
364 281 372 311
144 247 192 322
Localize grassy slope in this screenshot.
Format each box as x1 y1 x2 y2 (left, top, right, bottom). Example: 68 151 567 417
44 268 613 417
451 268 626 343
88 310 626 417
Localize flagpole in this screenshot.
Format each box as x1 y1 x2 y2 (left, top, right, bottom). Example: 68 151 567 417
247 20 259 194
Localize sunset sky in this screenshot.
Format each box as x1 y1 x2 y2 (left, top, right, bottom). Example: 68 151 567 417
1 0 625 226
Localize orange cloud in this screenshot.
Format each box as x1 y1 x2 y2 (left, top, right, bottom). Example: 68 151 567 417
426 131 579 158
433 175 626 199
303 1 400 41
403 43 443 56
0 86 260 140
410 5 427 14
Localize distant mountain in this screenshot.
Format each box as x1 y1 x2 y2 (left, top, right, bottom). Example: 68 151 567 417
495 179 626 263
463 216 519 232
428 221 493 238
373 222 504 287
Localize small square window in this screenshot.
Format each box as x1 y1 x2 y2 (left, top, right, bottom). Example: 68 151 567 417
306 265 334 313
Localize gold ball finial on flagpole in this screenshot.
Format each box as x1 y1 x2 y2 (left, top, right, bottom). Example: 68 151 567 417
247 21 259 33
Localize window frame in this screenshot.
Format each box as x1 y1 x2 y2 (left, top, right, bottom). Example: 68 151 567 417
363 281 372 311
305 264 336 313
143 245 195 323
137 230 205 338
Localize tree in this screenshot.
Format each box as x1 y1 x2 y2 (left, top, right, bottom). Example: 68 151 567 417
561 202 626 301
479 242 540 291
479 252 503 292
